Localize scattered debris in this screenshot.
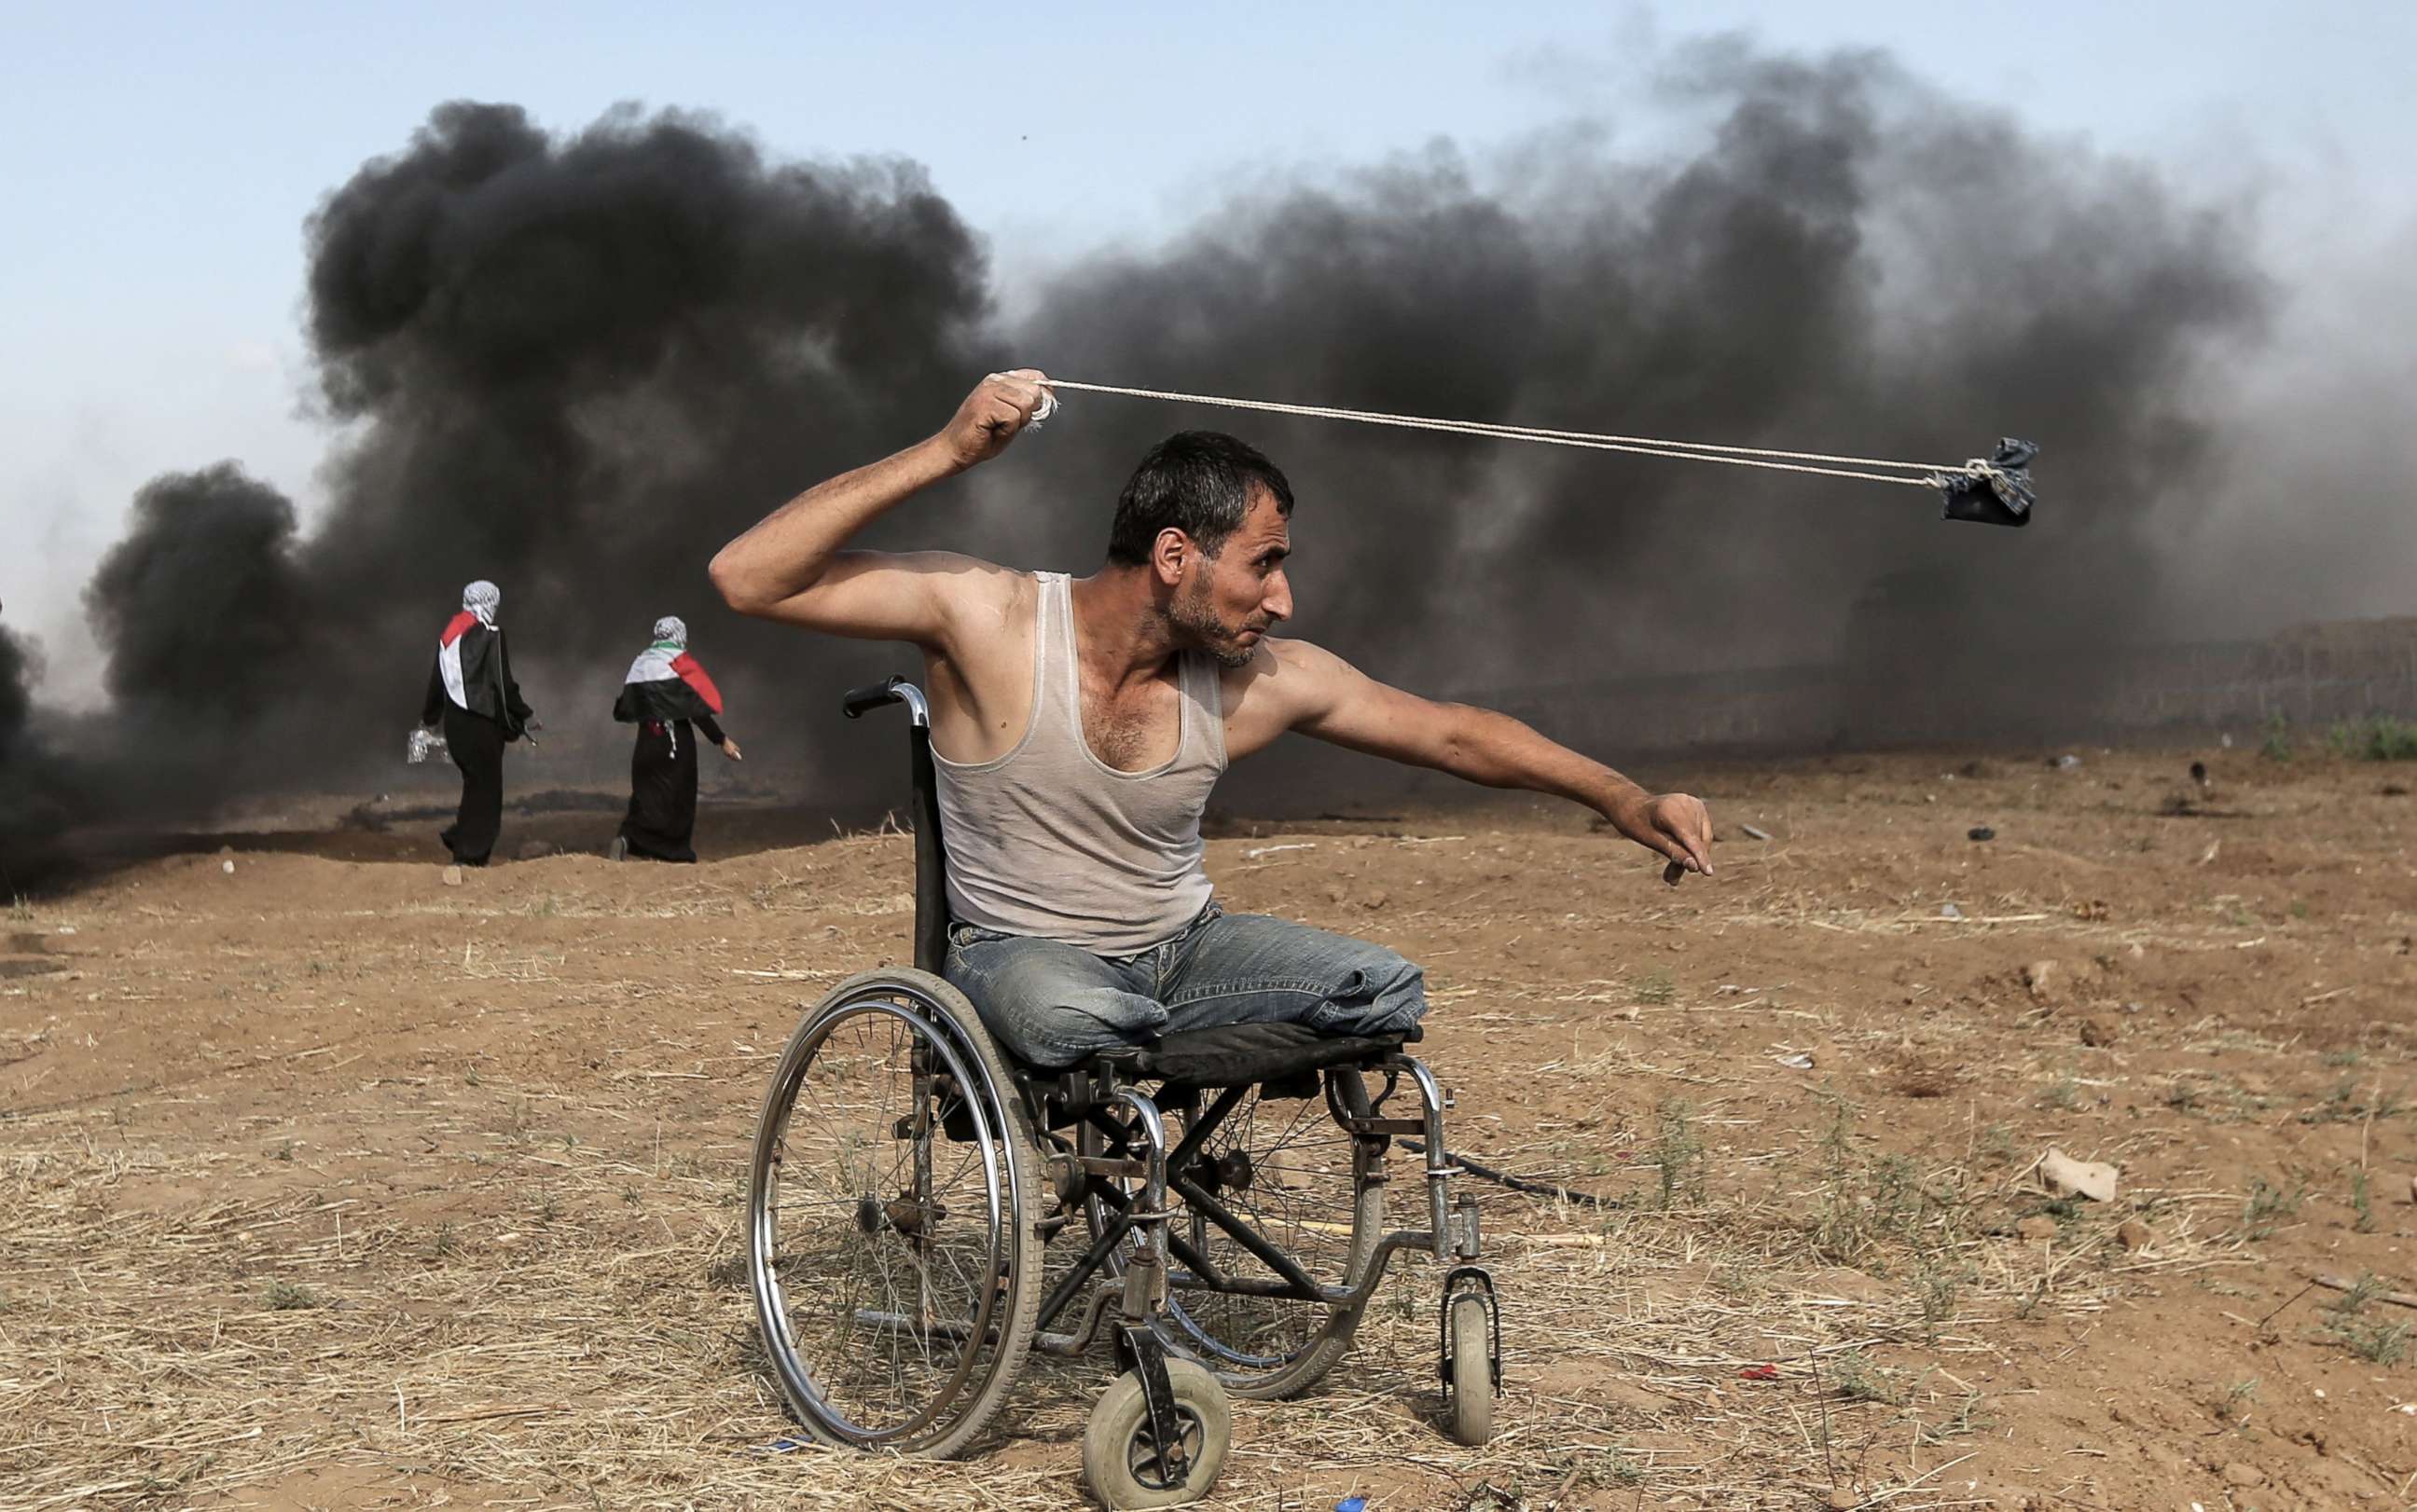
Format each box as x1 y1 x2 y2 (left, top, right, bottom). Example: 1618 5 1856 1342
2051 754 2082 770
1775 1052 1816 1071
2189 760 2209 788
2023 959 2062 1000
2384 783 2410 797
1939 902 1964 920
2034 1148 2120 1203
55 927 74 936
2222 1463 2266 1489
2116 1218 2154 1252
2199 839 2221 866
2079 1016 2118 1048
441 866 464 887
2015 1215 2060 1242
1967 825 1995 841
1739 823 1772 842
1243 842 1317 859
1737 1364 1780 1381
2308 1272 2417 1312
220 859 236 875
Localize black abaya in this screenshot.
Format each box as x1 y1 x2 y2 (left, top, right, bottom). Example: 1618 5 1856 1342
439 705 507 866
618 712 723 862
422 633 532 867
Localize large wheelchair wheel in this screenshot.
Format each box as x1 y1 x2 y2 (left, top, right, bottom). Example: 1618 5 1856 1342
1089 1067 1386 1400
747 969 1043 1456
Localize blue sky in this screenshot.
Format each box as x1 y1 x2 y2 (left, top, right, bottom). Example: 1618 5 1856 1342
6 1 2412 689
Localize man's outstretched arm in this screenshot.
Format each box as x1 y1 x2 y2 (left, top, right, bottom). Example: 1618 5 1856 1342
1236 639 1715 883
709 370 1050 642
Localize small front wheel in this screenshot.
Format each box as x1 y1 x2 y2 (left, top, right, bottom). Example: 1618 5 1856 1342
1444 1292 1496 1446
1081 1357 1232 1509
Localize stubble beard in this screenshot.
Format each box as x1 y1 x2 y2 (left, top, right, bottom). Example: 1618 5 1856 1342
1169 579 1258 669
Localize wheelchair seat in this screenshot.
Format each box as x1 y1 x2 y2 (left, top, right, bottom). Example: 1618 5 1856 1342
1089 1019 1420 1092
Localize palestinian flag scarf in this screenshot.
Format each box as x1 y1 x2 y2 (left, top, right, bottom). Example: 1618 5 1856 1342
615 616 724 727
437 581 512 722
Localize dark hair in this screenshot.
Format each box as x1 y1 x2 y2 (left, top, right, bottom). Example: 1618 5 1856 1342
1106 431 1294 566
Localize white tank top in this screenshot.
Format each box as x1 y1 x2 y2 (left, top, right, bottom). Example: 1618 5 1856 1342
932 572 1227 954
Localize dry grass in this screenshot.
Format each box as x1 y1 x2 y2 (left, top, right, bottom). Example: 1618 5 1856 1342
0 1061 2258 1511
5 747 2410 1509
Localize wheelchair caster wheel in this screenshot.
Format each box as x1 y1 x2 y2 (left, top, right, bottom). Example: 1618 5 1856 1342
1082 1357 1231 1508
1444 1291 1497 1446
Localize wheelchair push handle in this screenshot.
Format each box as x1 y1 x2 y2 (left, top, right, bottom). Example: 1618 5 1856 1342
841 677 904 719
840 675 931 728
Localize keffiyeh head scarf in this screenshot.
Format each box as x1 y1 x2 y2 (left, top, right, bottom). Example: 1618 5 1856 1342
650 615 686 650
463 580 501 628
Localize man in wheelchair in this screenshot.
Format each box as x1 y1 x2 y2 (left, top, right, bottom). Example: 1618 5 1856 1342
712 370 1713 1063
711 370 1713 1505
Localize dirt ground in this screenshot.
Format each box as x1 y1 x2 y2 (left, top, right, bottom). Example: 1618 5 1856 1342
4 744 2414 1511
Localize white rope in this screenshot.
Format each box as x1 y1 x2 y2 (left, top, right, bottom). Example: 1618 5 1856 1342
1039 378 1990 491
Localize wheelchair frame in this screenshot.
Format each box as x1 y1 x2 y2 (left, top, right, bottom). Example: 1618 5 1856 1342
745 675 1501 1506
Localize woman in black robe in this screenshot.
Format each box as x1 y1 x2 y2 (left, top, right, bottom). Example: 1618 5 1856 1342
611 616 740 862
419 580 536 867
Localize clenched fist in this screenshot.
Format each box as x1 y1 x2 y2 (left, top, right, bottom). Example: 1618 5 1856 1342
940 368 1054 469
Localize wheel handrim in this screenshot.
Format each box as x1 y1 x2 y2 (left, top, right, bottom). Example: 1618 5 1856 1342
751 996 1011 1446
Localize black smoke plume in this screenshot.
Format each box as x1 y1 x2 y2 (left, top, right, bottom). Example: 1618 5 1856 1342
86 465 309 725
48 41 2319 830
0 624 73 861
71 100 998 812
1007 46 2266 699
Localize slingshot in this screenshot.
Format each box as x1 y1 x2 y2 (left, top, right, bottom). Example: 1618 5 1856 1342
1034 378 2038 527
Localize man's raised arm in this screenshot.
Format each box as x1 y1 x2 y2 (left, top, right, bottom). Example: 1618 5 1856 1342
708 370 1050 642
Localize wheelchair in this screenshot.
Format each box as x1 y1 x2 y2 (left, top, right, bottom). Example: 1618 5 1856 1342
746 676 1502 1508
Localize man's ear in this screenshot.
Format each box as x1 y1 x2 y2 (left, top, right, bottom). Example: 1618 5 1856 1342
1150 528 1193 588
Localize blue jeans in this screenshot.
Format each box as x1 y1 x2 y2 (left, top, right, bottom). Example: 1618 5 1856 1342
943 902 1428 1069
